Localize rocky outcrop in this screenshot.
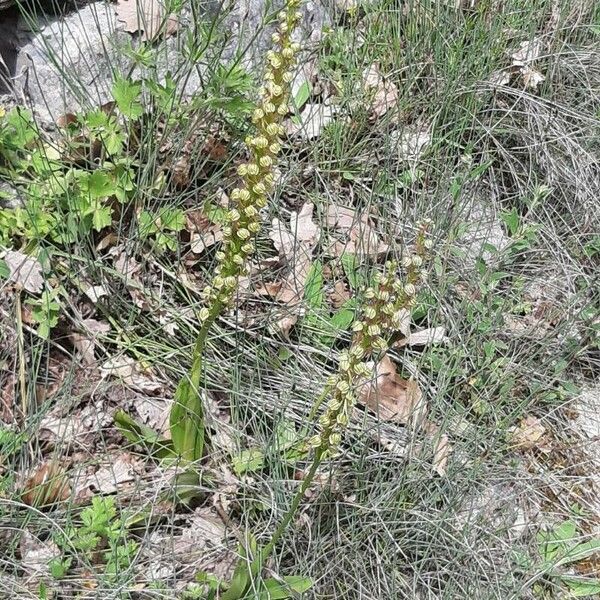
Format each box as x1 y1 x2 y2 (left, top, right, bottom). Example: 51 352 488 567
0 0 331 124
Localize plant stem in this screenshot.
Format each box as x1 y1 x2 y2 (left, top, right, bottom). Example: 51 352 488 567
252 447 324 572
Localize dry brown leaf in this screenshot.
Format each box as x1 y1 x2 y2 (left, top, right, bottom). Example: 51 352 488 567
100 356 163 394
330 280 351 308
268 203 320 307
115 0 178 41
70 319 111 365
326 204 388 257
290 202 320 245
21 461 71 507
363 64 399 119
509 415 550 451
20 531 61 575
190 226 223 254
0 373 16 424
272 314 299 337
270 218 298 258
134 396 171 435
286 103 336 139
254 281 283 299
432 433 450 476
407 326 448 347
359 356 426 423
3 250 44 293
84 284 109 303
88 454 138 494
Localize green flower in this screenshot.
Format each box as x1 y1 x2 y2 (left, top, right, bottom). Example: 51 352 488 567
313 222 434 452
200 0 303 311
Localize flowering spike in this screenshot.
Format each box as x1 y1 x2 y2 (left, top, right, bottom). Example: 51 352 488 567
196 0 302 313
311 221 434 452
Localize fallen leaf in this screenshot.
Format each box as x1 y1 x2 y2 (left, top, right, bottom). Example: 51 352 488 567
510 38 546 91
290 201 320 245
363 64 399 119
270 219 297 258
115 0 178 41
70 319 111 365
84 284 109 303
432 433 450 476
134 396 171 435
509 415 549 451
287 103 336 139
100 356 163 394
392 126 432 162
521 66 545 90
190 226 224 254
88 454 138 494
20 531 61 575
511 39 543 66
3 250 44 293
407 327 448 347
21 461 71 507
269 203 320 307
330 280 351 308
112 249 141 281
359 356 426 423
271 314 299 337
326 204 388 257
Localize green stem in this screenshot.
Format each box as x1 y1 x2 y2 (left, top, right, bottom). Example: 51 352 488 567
251 447 325 574
188 299 224 388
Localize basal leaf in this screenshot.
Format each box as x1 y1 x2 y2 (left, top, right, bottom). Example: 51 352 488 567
169 376 204 462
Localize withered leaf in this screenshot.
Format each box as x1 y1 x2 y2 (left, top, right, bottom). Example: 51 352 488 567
3 250 44 294
115 0 178 41
363 64 399 119
21 461 71 507
359 355 426 423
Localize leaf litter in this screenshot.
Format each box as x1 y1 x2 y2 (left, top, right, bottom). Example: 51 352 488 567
115 0 178 41
358 354 451 475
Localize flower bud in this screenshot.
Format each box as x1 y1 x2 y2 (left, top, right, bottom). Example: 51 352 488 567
236 228 250 240
246 163 260 176
404 283 416 296
253 182 267 195
367 324 381 337
260 156 273 168
364 307 376 320
199 307 210 322
329 433 341 447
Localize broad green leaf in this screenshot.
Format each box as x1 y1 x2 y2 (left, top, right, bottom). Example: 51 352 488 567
161 208 185 232
257 576 313 599
112 77 144 119
0 259 9 280
169 376 204 462
500 207 520 236
221 537 259 600
563 577 600 597
294 81 311 111
114 410 175 459
329 298 356 330
84 171 115 199
304 261 324 309
92 205 113 231
557 539 600 567
341 253 364 291
232 449 265 475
